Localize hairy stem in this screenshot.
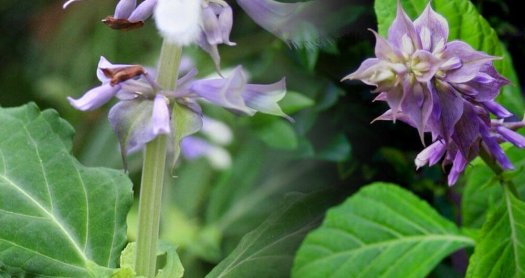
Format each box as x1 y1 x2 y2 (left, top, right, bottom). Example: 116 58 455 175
135 41 182 277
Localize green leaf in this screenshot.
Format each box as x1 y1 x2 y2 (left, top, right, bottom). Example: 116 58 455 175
0 103 133 276
374 0 524 114
462 146 525 229
292 183 474 278
279 91 315 115
466 187 525 277
206 191 338 278
254 120 298 150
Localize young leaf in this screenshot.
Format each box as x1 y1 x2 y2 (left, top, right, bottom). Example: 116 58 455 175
206 191 339 278
0 103 133 277
466 187 525 277
292 183 474 278
374 0 524 114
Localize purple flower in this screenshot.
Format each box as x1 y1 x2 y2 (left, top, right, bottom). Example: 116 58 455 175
68 58 289 161
343 2 524 185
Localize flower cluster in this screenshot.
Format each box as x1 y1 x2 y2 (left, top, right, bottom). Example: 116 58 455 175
344 3 525 185
68 57 289 161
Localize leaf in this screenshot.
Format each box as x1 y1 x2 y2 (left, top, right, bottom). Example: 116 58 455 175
0 103 133 276
466 187 525 277
462 146 525 229
374 0 524 114
279 91 315 115
111 241 184 278
206 190 339 278
292 183 474 278
254 120 298 150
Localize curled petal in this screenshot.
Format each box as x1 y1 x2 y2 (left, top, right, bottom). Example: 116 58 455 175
480 125 514 170
219 5 236 46
154 0 201 45
128 0 157 22
202 5 223 45
447 151 468 186
496 126 525 148
442 40 497 83
413 3 449 52
456 63 510 102
114 0 137 19
484 101 513 118
415 140 446 169
151 95 171 136
68 84 120 111
342 58 396 89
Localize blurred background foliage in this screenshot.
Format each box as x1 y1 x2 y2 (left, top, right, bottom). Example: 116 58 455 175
1 0 524 277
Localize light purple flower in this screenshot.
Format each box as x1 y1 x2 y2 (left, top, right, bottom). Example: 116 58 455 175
68 58 289 162
343 2 523 185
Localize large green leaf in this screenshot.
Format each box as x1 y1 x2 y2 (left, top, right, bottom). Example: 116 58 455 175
374 0 524 114
466 187 525 277
292 183 474 278
462 146 525 229
0 104 133 277
206 191 338 278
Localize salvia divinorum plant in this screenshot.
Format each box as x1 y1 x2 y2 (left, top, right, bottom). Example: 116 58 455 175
63 0 299 276
343 2 525 185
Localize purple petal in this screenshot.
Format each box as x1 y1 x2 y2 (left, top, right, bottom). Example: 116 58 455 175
68 84 120 111
455 63 510 102
413 3 449 52
412 50 440 83
484 101 513 118
243 78 292 120
450 103 481 159
114 0 137 19
342 58 396 88
442 41 497 83
431 81 464 142
448 151 468 185
197 33 222 72
401 80 433 143
385 84 405 122
480 124 514 170
369 29 401 62
387 2 421 52
218 5 236 46
181 136 209 159
415 140 446 169
128 0 157 22
202 5 223 45
108 100 156 156
190 66 252 114
496 126 525 148
151 94 171 136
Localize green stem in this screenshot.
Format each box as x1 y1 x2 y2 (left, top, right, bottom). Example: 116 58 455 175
135 41 183 278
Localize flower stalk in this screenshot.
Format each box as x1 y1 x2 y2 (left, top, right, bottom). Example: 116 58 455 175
135 40 183 277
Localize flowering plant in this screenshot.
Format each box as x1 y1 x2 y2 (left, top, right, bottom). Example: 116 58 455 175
1 0 524 277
